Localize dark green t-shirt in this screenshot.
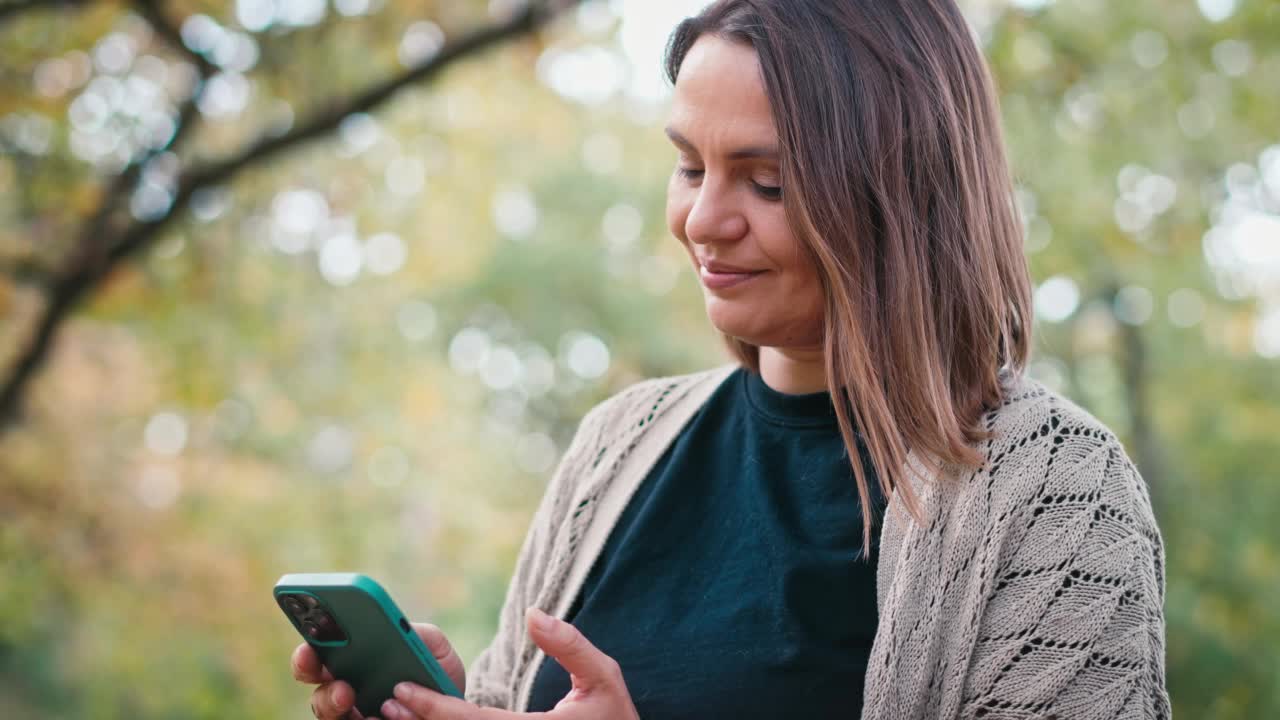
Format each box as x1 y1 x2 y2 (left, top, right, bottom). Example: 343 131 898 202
527 366 883 718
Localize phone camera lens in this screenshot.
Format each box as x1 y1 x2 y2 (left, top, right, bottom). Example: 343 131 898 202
303 621 320 638
284 596 304 615
301 595 320 610
308 611 347 643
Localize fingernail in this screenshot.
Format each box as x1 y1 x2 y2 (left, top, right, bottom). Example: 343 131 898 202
382 699 404 718
527 606 554 632
329 685 342 705
394 682 412 700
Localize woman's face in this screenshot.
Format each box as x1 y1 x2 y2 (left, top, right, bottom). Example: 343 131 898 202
665 34 825 350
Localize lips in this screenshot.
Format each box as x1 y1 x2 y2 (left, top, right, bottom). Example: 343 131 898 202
697 260 767 290
699 259 764 274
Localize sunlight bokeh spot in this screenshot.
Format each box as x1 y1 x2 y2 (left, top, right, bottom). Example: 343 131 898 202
272 188 328 237
179 14 223 54
517 343 556 397
399 21 445 68
561 331 610 380
307 424 355 475
1197 0 1238 23
92 32 135 75
396 301 438 343
339 112 380 156
515 432 558 474
136 465 181 510
385 156 426 197
1254 308 1280 359
318 231 363 286
196 71 251 119
365 232 407 276
450 328 492 375
334 0 373 18
537 45 625 106
1211 39 1252 78
480 345 522 391
602 202 644 250
235 0 275 33
33 57 74 98
144 411 188 456
1035 276 1080 323
1114 286 1155 326
582 131 623 175
1130 30 1168 69
491 185 539 239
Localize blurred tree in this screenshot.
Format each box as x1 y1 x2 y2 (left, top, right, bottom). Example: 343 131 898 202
0 0 1276 718
0 0 581 428
980 1 1280 715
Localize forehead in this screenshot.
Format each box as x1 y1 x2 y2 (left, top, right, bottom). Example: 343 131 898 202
668 35 777 142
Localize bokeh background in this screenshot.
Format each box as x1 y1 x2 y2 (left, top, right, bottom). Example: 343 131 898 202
0 0 1276 716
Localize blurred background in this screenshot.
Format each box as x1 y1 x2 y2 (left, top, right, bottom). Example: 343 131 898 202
0 0 1275 716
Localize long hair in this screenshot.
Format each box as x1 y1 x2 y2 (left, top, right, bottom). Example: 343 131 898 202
664 0 1033 554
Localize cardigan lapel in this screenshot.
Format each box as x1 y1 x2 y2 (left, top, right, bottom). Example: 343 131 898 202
515 362 738 711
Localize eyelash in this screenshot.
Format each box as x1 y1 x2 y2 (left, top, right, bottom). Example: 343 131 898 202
676 167 782 201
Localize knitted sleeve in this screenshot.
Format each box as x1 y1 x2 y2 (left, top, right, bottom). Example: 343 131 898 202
463 397 613 709
960 434 1171 719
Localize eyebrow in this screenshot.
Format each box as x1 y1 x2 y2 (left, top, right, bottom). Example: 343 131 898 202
664 126 779 161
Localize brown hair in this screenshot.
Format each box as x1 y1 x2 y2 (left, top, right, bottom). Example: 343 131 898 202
664 0 1033 554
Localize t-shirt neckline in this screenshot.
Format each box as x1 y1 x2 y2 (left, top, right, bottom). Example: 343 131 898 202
740 367 839 428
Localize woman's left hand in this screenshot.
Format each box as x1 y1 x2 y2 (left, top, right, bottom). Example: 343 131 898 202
375 607 640 720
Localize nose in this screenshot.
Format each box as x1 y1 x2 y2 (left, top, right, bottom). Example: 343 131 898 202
684 178 748 246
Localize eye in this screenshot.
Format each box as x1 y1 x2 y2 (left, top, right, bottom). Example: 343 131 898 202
676 166 704 180
752 181 782 201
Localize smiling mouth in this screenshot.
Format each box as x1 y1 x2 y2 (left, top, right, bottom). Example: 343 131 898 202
698 264 767 289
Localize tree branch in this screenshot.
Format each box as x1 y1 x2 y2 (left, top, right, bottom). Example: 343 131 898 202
132 0 219 78
69 0 216 283
0 0 91 26
0 257 58 290
0 0 578 430
1107 283 1165 504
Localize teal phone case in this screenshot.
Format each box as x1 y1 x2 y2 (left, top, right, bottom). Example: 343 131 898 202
274 573 463 717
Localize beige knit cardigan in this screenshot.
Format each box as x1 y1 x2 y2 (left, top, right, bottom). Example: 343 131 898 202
465 364 1171 719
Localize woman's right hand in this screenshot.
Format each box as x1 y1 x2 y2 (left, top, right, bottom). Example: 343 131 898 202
291 622 468 719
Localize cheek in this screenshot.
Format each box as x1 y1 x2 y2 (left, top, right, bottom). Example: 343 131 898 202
756 216 808 275
762 222 824 313
665 186 689 240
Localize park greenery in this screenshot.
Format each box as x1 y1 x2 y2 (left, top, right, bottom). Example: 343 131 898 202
0 0 1276 716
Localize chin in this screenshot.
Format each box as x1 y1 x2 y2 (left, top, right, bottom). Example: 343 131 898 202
704 297 823 348
703 299 770 345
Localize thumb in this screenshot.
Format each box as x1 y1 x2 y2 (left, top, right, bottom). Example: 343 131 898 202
525 607 624 692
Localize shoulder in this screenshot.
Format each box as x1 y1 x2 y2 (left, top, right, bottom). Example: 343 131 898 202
953 374 1170 713
981 373 1157 529
575 362 738 439
983 370 1124 474
546 363 736 494
971 371 1165 582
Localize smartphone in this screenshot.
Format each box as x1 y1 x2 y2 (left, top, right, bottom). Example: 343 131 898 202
274 573 463 717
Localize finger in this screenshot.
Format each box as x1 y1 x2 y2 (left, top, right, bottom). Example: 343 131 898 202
391 683 516 720
415 623 452 659
310 680 358 720
414 623 466 690
524 607 623 693
293 642 335 684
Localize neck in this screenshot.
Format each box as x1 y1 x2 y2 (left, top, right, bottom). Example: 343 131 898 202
757 345 827 395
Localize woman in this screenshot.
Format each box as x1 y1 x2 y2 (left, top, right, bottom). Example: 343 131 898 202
294 1 1171 718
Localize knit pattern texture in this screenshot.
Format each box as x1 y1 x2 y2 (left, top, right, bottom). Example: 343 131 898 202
465 367 1171 719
